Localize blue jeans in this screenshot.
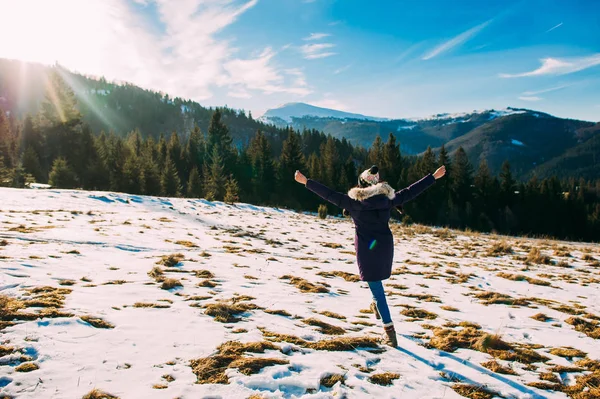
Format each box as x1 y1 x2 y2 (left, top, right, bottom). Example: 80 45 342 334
367 281 393 325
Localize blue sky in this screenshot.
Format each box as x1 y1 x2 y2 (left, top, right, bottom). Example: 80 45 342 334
1 0 599 121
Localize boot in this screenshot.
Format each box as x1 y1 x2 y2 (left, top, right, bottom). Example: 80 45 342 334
370 302 381 320
383 324 398 347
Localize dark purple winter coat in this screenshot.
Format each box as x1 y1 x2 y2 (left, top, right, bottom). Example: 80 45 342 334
306 174 436 281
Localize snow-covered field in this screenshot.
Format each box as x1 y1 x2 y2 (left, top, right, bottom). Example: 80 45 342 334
1 187 599 399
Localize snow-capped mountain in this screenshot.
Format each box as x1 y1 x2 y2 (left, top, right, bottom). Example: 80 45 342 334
259 102 389 125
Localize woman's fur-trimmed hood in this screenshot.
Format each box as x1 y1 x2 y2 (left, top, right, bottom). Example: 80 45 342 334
348 182 395 201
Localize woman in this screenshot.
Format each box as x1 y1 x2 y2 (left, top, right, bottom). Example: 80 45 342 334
294 165 446 346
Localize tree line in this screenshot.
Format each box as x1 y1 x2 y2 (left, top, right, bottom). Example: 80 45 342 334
0 72 598 242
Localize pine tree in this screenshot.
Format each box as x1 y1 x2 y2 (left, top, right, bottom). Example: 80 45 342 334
207 108 234 173
123 154 145 194
368 135 383 167
322 137 340 189
21 146 44 183
160 156 181 197
499 160 515 206
204 146 226 201
167 131 184 178
224 175 240 204
186 166 202 198
48 157 77 188
0 107 13 169
278 130 306 207
248 130 275 203
382 133 402 185
185 124 205 174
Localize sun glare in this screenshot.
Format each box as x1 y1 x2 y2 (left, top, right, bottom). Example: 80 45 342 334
0 0 116 74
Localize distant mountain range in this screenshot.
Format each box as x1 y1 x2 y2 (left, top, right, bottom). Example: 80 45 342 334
259 102 599 179
0 58 598 180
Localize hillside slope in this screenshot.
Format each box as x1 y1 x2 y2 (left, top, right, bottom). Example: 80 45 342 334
1 188 599 398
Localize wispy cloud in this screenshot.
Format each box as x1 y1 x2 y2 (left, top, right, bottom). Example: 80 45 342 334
301 43 336 59
422 19 492 60
500 54 600 78
545 22 563 33
518 96 542 102
522 85 570 96
303 32 330 41
224 48 311 96
0 0 315 102
334 64 352 74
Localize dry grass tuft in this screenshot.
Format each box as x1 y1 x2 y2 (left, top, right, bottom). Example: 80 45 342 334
175 240 197 247
496 272 551 286
15 362 39 372
264 309 291 317
81 315 115 329
260 328 379 351
480 360 517 375
156 253 185 267
133 302 170 309
0 345 16 357
401 307 438 320
203 299 262 323
316 270 360 282
58 279 76 286
152 384 167 389
318 311 346 320
527 248 552 265
82 388 120 399
531 313 551 322
321 242 343 249
452 384 500 399
196 279 217 288
0 239 8 246
302 318 346 335
549 347 587 359
320 373 346 387
190 340 286 384
472 291 530 307
440 306 460 312
193 270 215 279
486 241 513 256
0 287 74 327
565 317 600 339
161 278 182 290
368 372 400 386
148 266 164 281
280 275 329 293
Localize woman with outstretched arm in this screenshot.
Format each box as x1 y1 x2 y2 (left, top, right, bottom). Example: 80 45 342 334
294 165 446 346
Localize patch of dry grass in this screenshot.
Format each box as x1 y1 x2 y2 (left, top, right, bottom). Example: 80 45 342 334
190 340 286 384
452 384 500 399
260 328 379 351
133 302 170 309
81 315 115 329
193 270 215 279
302 318 346 335
496 272 551 287
318 311 346 320
486 241 513 256
480 360 517 375
565 317 600 339
203 299 262 323
550 347 587 359
531 313 551 322
320 373 346 387
15 362 39 372
440 306 460 312
321 242 343 249
196 279 217 288
316 270 360 282
400 307 438 320
161 278 182 290
279 275 329 293
175 240 197 247
264 309 291 317
82 389 120 399
527 248 552 265
472 291 530 307
156 253 184 267
368 372 400 386
0 287 75 328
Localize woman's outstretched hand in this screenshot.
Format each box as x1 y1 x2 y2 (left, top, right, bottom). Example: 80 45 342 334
294 170 308 185
433 165 446 180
